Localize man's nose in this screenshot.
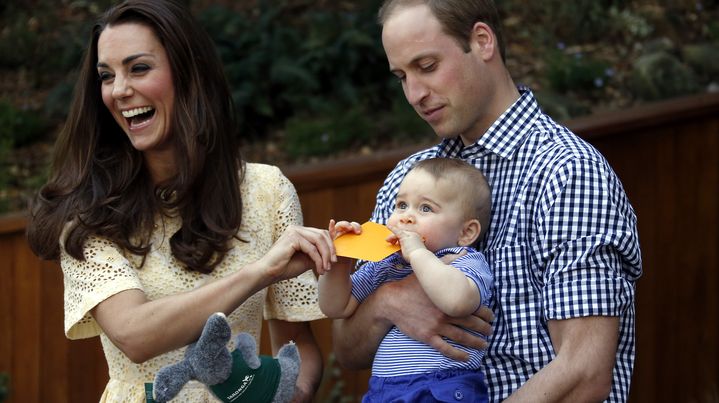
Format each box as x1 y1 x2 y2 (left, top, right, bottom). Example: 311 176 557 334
404 75 429 106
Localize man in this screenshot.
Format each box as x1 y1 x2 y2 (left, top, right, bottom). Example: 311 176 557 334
331 1 642 401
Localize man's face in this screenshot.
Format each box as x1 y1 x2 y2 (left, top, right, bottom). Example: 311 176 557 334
382 4 494 145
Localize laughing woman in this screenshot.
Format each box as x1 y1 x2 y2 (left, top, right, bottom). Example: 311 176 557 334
26 1 330 401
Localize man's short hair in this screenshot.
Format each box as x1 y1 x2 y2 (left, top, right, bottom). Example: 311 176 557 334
378 0 506 62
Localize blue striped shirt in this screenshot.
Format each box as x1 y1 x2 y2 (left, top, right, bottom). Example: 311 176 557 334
370 87 642 402
351 247 493 377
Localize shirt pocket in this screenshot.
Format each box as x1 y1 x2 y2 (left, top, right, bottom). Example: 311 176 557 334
485 244 543 343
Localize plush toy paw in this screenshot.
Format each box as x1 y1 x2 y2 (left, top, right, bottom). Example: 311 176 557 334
271 341 301 403
153 313 233 402
152 312 300 403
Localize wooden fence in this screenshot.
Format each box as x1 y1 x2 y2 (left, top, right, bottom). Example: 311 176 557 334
1 91 718 402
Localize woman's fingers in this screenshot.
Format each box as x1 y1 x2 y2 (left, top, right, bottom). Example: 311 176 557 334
291 225 334 271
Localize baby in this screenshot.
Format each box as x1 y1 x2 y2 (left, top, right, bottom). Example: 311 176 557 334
319 157 494 402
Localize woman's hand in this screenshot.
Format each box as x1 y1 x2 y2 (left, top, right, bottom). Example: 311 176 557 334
258 225 335 282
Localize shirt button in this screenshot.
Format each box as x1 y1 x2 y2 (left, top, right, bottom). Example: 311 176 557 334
394 263 403 269
454 390 464 400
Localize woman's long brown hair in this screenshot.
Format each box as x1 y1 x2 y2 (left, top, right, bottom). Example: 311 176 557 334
27 0 243 274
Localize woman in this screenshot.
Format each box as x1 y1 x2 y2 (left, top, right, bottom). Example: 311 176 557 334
26 1 331 401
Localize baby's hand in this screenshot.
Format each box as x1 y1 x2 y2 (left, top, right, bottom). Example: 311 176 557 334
386 226 426 258
328 219 362 240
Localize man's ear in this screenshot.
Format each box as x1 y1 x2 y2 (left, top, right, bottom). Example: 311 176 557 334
458 219 481 247
470 22 496 61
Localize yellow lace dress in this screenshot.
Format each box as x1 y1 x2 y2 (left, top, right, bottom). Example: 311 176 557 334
60 163 325 402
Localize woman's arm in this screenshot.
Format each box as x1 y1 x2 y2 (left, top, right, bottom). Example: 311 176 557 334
268 319 323 403
92 225 334 363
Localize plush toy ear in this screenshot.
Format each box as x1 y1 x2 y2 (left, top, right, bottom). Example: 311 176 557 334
152 312 233 402
234 332 262 369
189 313 233 385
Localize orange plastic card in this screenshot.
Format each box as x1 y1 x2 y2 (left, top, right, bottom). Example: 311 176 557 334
334 222 400 262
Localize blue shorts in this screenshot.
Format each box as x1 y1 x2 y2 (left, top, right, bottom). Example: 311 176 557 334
362 369 488 403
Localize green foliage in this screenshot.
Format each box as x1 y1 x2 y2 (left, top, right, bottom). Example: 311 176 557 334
708 19 719 41
544 48 612 94
0 372 8 402
0 14 40 68
0 142 10 213
198 0 393 150
681 42 719 78
630 51 699 101
0 99 49 148
284 105 372 158
499 1 630 45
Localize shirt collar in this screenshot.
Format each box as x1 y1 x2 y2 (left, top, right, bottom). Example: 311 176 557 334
436 86 540 160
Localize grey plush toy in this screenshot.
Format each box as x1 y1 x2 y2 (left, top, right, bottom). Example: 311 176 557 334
152 312 300 403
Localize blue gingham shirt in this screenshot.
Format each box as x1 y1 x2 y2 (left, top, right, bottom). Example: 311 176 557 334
370 87 642 402
352 247 493 377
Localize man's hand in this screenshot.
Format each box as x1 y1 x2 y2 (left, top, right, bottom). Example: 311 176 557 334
381 274 493 361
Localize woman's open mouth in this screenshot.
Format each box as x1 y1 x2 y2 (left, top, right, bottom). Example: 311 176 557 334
122 106 156 130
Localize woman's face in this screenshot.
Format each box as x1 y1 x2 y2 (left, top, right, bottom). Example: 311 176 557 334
97 22 175 157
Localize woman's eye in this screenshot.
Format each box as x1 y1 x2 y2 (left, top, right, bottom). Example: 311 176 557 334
98 71 113 82
131 64 150 73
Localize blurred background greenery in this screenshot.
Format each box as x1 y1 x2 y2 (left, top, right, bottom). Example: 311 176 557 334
1 0 718 214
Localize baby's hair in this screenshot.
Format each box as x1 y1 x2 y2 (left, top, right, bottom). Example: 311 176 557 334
409 158 491 238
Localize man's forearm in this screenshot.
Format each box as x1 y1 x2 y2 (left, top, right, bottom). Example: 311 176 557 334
331 287 394 369
505 316 618 402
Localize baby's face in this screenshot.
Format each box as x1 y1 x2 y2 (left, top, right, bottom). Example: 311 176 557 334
388 169 469 252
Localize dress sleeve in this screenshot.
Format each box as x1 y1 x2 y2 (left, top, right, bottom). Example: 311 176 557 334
263 169 325 321
61 235 144 339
